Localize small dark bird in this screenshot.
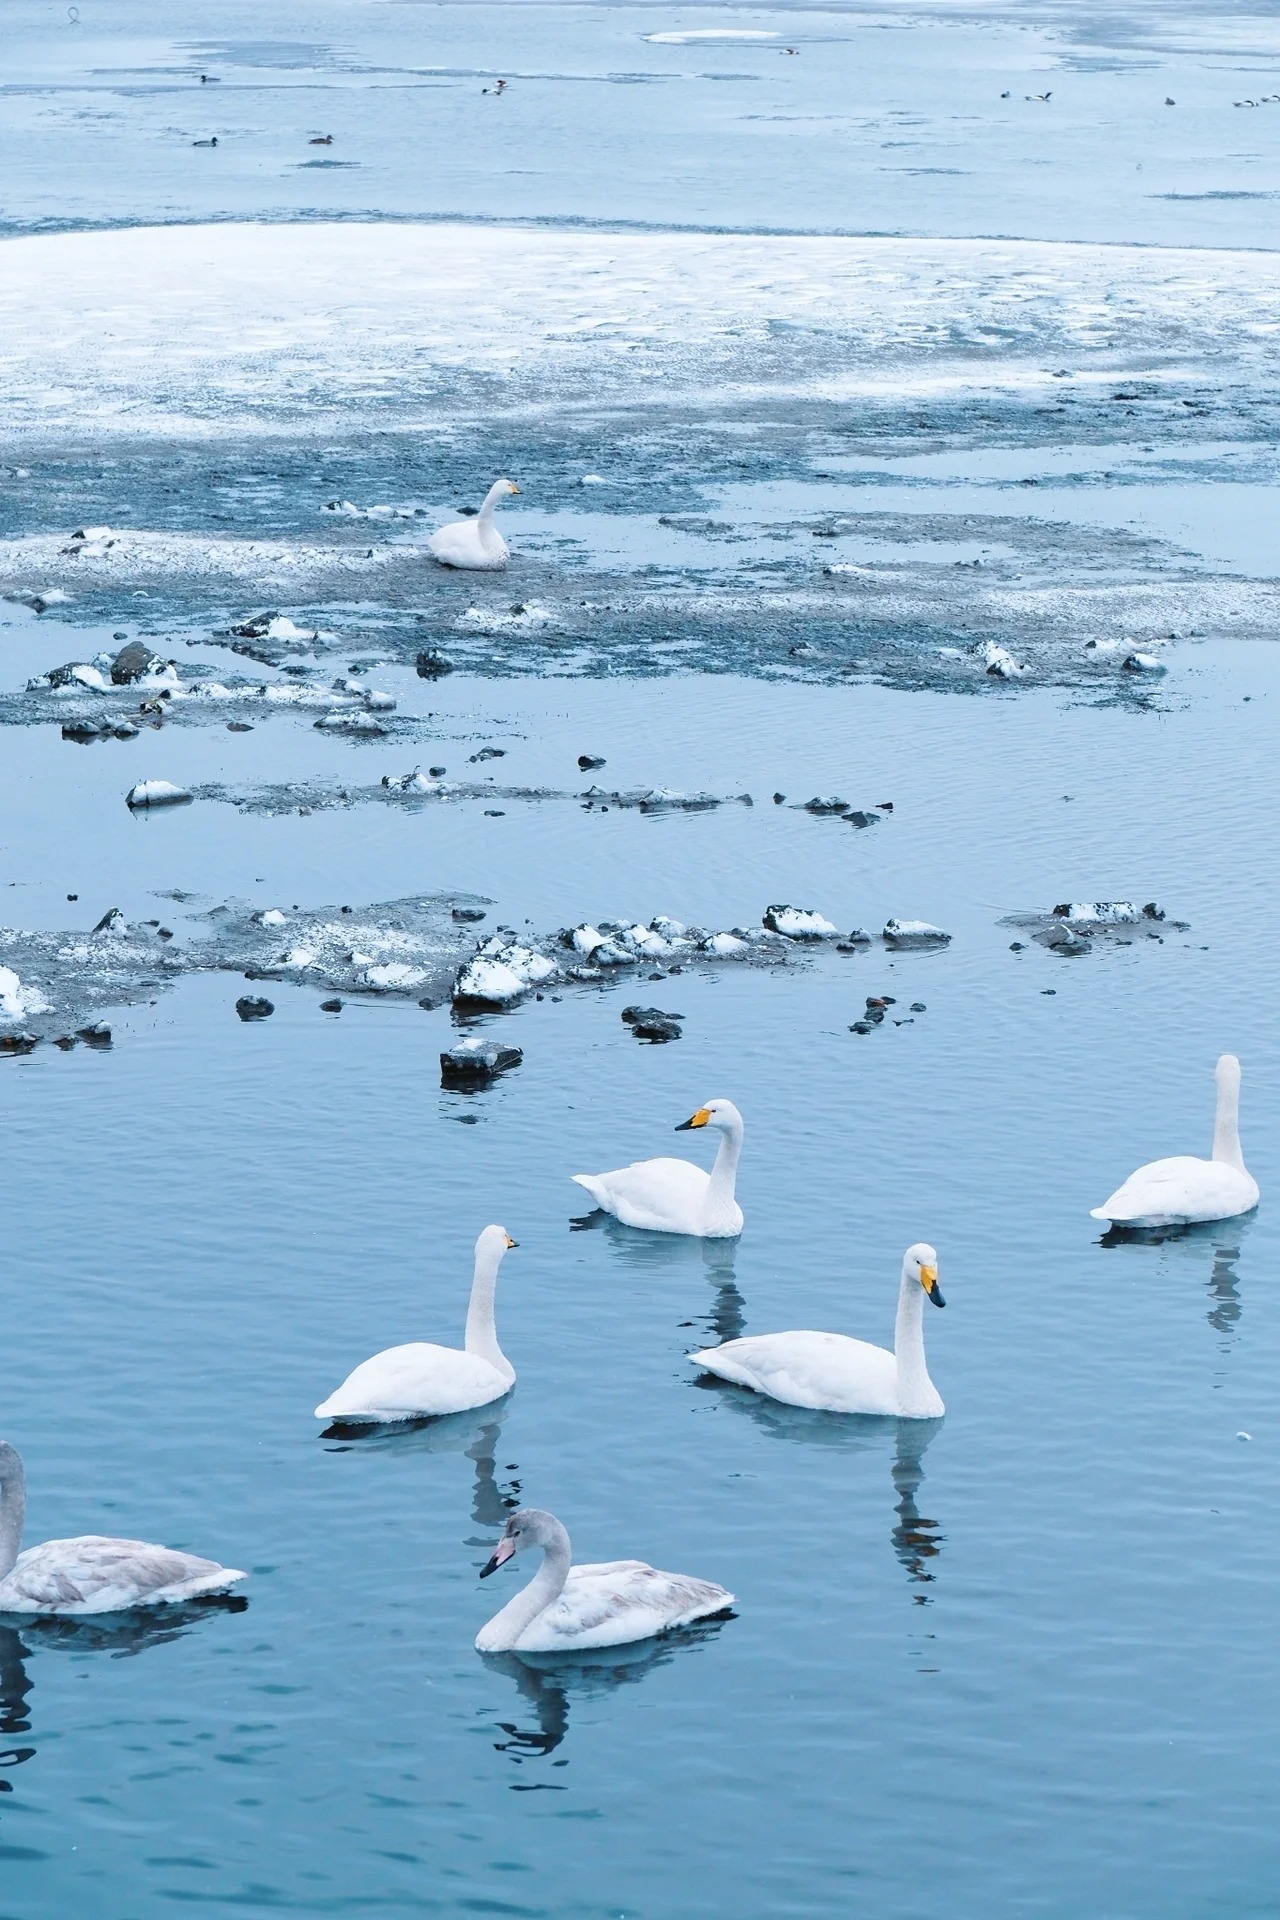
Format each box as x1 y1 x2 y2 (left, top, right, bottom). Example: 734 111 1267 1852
309 134 333 145
1000 89 1010 98
495 77 508 93
782 46 798 54
192 136 219 146
1026 91 1052 101
1164 96 1175 105
199 73 220 83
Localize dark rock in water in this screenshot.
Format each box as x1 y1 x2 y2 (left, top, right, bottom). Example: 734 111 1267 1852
227 720 254 732
62 717 113 742
77 1022 112 1048
578 754 606 770
429 765 446 777
236 995 275 1020
1009 941 1025 951
846 810 880 829
1143 902 1165 920
483 809 505 817
111 641 164 684
877 801 894 812
0 1031 39 1055
440 1037 523 1083
470 747 506 763
910 1002 927 1013
804 797 849 814
416 653 453 678
452 907 486 923
92 907 124 934
320 998 342 1012
773 792 786 804
54 1034 78 1051
625 1008 683 1042
849 1020 873 1035
864 1005 886 1024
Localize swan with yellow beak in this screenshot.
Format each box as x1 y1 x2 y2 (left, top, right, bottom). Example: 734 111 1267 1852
690 1243 946 1417
571 1099 744 1237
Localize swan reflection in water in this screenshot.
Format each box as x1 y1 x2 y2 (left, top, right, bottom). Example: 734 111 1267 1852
695 1379 945 1597
0 1601 247 1789
480 1620 731 1782
1099 1219 1249 1340
571 1210 747 1343
321 1411 520 1527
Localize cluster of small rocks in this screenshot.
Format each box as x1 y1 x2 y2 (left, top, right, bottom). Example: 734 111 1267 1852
1004 900 1183 957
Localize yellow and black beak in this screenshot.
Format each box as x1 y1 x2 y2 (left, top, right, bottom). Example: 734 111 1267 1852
505 1235 518 1249
509 483 521 495
676 1107 712 1132
920 1264 945 1309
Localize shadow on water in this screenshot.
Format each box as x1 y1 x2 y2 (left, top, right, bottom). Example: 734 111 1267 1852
0 1603 247 1792
695 1380 946 1595
479 1620 733 1786
322 1411 521 1526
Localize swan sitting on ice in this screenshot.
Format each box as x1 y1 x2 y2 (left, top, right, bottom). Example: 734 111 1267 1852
475 1507 734 1653
314 1226 517 1423
690 1244 946 1417
1091 1053 1259 1228
0 1443 245 1615
572 1099 744 1237
427 479 520 569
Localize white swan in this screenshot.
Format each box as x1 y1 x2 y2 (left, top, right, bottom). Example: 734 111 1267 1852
571 1099 744 1237
690 1243 945 1417
476 1508 734 1653
427 479 519 569
314 1226 517 1423
0 1443 245 1615
1091 1053 1259 1228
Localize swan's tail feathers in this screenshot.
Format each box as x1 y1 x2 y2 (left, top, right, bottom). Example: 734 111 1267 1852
571 1174 606 1206
1089 1206 1112 1221
314 1392 364 1420
163 1566 247 1602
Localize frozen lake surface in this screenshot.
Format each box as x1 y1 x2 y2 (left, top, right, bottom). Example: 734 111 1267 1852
1 2 1278 1916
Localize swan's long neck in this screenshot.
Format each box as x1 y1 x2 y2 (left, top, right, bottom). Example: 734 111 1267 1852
464 1245 510 1377
477 482 506 525
0 1458 26 1583
706 1118 743 1210
1212 1062 1246 1172
481 1529 572 1651
893 1266 937 1416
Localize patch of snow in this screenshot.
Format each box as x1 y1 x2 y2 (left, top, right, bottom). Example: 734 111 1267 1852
0 966 49 1022
125 779 192 809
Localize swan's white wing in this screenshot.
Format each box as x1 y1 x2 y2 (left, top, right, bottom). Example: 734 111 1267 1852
0 1536 244 1615
571 1156 709 1233
427 521 508 569
691 1330 901 1414
314 1341 510 1420
515 1560 734 1653
1091 1154 1259 1225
